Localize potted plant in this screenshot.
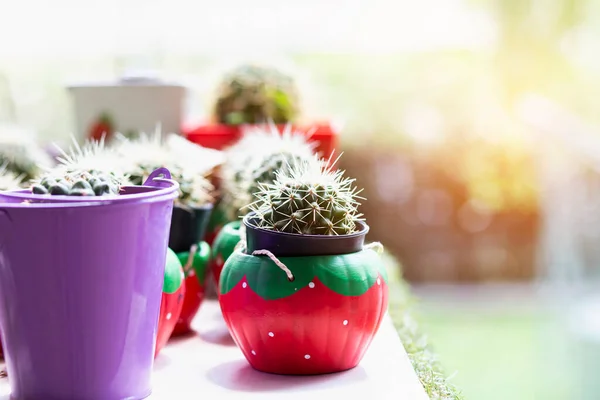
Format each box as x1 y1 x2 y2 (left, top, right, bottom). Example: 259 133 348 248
184 63 338 154
0 140 178 399
218 156 388 375
114 130 223 336
0 124 53 183
210 123 318 286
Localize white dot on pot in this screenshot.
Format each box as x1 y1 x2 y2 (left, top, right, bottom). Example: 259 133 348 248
268 332 274 337
377 278 381 285
304 354 311 359
308 282 315 288
242 282 247 288
343 320 348 326
166 313 172 320
251 350 256 355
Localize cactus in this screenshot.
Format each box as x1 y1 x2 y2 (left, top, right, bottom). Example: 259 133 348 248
248 154 364 235
220 123 318 220
0 124 52 182
114 129 220 208
0 162 23 191
31 137 128 196
213 64 300 125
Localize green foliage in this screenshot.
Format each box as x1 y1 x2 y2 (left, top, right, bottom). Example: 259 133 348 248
248 155 364 235
213 64 300 125
386 255 464 400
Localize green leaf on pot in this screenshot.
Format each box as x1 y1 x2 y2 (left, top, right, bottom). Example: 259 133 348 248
220 249 388 300
163 248 184 294
211 221 242 263
176 241 211 285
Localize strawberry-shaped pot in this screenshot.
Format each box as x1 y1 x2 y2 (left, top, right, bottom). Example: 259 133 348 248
88 112 114 142
210 221 242 289
172 241 211 335
219 247 388 375
155 248 185 357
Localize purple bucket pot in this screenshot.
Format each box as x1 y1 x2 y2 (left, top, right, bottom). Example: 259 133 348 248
0 168 178 400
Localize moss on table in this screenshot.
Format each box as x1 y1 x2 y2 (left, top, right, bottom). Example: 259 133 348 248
383 253 464 400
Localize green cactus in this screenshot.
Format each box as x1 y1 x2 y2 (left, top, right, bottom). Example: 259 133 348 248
213 64 300 125
220 123 318 220
114 129 222 208
31 137 127 196
31 170 121 196
248 155 364 235
0 124 52 182
0 162 23 191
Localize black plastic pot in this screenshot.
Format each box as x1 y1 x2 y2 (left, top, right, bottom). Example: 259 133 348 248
243 212 369 257
169 204 214 253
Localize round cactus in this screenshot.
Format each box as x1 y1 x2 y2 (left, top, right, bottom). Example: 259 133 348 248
114 129 220 208
0 162 23 191
31 170 121 196
32 137 128 196
248 155 364 235
213 64 300 125
0 124 52 182
220 123 318 220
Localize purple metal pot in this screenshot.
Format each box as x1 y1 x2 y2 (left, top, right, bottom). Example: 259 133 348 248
0 168 178 400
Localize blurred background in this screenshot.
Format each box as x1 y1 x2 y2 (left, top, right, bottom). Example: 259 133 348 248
2 0 600 398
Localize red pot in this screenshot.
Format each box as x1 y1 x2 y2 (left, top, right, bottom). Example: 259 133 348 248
172 242 211 335
182 122 339 157
219 249 388 375
155 249 185 357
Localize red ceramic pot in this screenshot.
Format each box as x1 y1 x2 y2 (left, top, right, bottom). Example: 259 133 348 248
219 248 388 375
183 122 338 157
172 242 211 335
155 249 185 357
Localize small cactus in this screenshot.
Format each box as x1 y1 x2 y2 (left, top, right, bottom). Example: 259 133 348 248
31 137 127 196
114 129 220 208
248 155 364 235
0 124 52 182
0 162 23 191
220 123 318 220
31 171 121 196
213 64 300 125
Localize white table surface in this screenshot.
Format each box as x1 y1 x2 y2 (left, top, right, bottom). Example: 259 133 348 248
0 300 428 400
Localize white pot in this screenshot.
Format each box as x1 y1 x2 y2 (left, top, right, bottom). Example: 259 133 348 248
67 73 186 143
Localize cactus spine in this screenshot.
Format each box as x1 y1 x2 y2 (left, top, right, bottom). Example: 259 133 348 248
220 123 318 220
248 154 364 235
0 162 23 191
114 129 220 208
31 137 127 196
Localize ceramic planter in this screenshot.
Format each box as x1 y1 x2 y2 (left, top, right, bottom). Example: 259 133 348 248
155 248 185 358
219 248 388 375
183 123 339 158
172 241 211 335
0 168 178 399
210 220 243 289
219 214 388 375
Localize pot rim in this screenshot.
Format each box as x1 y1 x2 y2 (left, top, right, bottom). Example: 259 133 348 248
0 185 178 209
242 212 369 239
